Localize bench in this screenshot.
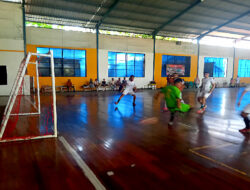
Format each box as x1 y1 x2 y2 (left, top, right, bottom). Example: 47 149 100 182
144 84 157 90
81 86 97 91
41 85 75 93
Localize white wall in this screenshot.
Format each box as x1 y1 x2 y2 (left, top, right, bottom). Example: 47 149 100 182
99 34 154 88
156 40 197 55
0 2 23 40
21 24 250 90
235 48 250 59
26 27 96 48
99 34 153 52
0 2 24 96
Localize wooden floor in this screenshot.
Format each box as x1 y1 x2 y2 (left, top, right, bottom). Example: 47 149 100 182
1 88 250 189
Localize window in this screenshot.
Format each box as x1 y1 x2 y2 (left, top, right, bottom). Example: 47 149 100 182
238 59 250 77
162 55 191 77
37 47 86 77
204 57 227 77
108 52 145 77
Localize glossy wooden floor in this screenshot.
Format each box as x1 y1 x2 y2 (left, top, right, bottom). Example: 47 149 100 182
1 88 250 190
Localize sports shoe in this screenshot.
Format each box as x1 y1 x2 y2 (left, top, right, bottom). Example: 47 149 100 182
162 107 168 112
200 105 207 109
168 121 173 126
239 128 250 133
197 109 204 114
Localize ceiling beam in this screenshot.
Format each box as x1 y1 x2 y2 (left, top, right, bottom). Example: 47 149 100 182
26 13 98 26
27 2 224 28
197 10 250 39
216 28 250 36
152 0 202 36
26 4 161 26
25 13 154 31
96 0 121 28
25 4 102 20
220 0 250 8
117 1 230 22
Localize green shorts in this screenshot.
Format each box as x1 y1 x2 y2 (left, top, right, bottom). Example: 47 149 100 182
168 103 190 113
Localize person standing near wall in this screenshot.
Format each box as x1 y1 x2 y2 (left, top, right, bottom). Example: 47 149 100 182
236 76 240 88
110 78 116 90
194 76 200 88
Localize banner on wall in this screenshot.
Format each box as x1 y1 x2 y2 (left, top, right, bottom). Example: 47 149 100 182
166 65 185 76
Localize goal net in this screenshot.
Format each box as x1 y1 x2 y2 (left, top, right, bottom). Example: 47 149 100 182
0 51 57 142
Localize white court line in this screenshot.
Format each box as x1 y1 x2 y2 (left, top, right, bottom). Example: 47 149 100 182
190 143 248 176
59 136 106 190
189 148 247 176
178 122 193 128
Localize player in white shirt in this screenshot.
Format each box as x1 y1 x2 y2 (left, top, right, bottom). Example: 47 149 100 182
238 85 250 133
115 75 137 106
197 72 216 113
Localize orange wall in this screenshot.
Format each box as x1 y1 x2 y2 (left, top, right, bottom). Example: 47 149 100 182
26 44 97 91
233 57 250 83
154 53 198 88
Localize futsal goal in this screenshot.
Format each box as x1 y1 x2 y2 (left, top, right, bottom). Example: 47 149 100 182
0 51 57 142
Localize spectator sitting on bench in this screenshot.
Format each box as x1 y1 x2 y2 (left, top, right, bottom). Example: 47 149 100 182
116 78 122 87
66 79 75 92
119 77 127 92
101 79 108 87
83 78 95 88
230 78 235 88
89 78 95 88
94 79 99 87
122 77 127 86
109 78 116 90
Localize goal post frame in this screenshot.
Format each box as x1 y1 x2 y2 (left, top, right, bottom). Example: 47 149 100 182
0 51 57 142
9 61 40 116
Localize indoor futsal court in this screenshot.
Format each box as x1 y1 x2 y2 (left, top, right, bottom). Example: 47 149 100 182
1 0 250 190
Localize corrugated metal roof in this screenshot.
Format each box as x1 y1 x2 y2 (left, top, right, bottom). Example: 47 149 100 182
24 0 250 39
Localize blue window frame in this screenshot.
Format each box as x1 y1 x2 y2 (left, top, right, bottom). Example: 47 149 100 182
108 52 145 77
238 59 250 77
204 57 227 77
162 55 191 77
37 47 86 77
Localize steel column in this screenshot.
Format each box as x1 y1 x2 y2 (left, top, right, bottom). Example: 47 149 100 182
22 0 27 56
96 25 99 81
153 35 156 80
232 40 236 78
197 39 200 78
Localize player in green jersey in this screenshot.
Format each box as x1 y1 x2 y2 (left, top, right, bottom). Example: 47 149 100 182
155 78 190 126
